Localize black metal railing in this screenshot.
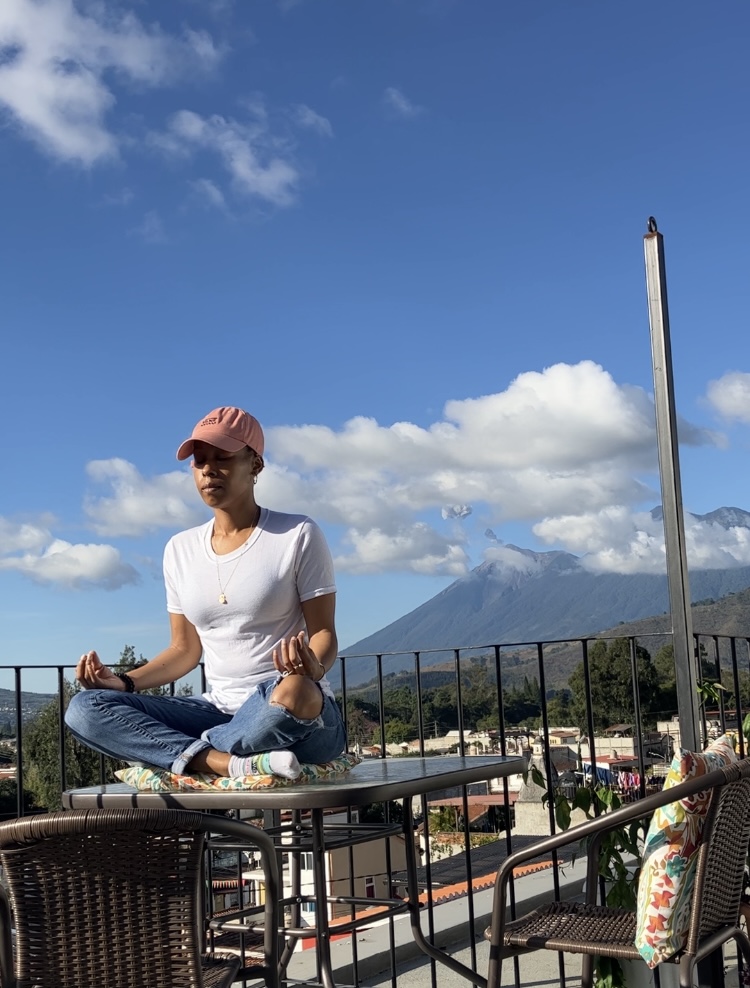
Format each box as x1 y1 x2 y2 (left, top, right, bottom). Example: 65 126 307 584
1 629 749 988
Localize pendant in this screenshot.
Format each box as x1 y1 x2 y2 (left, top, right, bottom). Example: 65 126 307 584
219 593 228 604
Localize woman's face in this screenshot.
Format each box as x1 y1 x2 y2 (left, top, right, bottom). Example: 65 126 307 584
191 441 261 509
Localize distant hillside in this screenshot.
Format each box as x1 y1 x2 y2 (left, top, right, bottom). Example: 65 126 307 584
0 688 57 729
594 585 750 642
532 586 750 688
341 587 750 697
337 506 750 688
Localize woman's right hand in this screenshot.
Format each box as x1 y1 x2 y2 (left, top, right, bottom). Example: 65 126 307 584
76 651 125 691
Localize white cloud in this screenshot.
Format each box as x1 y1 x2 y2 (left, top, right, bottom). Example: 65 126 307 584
0 517 53 554
84 458 204 536
533 507 750 575
181 0 236 16
131 209 166 243
182 27 224 66
55 361 728 581
706 371 750 423
383 86 424 119
0 514 138 589
334 524 469 576
0 539 138 589
262 361 720 574
270 362 682 475
534 506 642 555
270 361 713 486
483 545 543 575
0 0 222 165
190 177 227 211
100 186 134 206
442 504 472 520
153 108 299 206
291 103 332 137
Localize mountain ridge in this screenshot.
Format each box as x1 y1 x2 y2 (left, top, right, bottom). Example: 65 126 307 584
337 506 750 687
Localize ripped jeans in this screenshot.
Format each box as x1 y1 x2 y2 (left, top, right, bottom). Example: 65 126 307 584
65 676 347 774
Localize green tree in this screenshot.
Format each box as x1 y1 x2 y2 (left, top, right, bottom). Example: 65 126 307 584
384 719 414 744
423 684 460 735
359 800 403 825
653 642 719 720
345 701 377 747
545 689 572 727
503 679 541 726
734 670 750 710
22 643 193 811
116 644 193 696
568 638 659 731
653 644 678 718
461 665 498 728
0 778 38 820
381 686 418 725
23 679 107 811
117 644 141 667
429 806 459 833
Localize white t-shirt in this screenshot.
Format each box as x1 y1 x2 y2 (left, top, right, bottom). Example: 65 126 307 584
163 508 336 713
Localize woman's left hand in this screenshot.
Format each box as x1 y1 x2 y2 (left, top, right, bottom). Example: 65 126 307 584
273 632 326 682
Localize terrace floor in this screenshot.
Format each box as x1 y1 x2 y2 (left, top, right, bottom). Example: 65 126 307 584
272 858 580 986
272 853 741 988
278 926 741 988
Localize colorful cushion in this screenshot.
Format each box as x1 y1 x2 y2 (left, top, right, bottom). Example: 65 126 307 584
115 751 361 792
634 732 737 967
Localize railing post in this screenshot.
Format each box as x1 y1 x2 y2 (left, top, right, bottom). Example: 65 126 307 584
645 218 723 988
643 217 700 752
14 668 23 818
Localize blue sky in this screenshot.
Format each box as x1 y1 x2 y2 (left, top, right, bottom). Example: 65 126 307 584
2 0 750 693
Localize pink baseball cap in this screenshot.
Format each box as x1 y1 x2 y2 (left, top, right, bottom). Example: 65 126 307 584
176 406 265 460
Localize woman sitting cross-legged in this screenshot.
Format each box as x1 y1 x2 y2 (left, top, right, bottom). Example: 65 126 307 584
65 405 346 781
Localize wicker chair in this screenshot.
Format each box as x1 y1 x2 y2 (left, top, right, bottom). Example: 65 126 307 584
486 757 750 988
0 808 281 988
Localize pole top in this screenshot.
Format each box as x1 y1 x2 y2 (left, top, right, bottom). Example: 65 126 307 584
647 216 658 233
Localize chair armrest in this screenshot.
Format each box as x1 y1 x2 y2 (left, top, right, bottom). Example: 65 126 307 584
488 762 732 949
201 814 281 908
495 799 651 889
0 884 15 988
198 813 282 988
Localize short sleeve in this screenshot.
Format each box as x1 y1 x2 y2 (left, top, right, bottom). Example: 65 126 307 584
295 519 336 602
163 537 184 615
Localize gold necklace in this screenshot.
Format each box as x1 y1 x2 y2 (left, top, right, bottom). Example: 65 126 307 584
214 508 260 604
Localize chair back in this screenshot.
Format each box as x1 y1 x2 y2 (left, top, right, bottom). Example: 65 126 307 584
0 808 212 988
686 758 750 954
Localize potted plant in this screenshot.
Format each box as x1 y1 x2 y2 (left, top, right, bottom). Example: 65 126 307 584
528 762 646 988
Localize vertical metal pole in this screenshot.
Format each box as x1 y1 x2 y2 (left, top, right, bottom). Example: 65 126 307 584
643 217 700 752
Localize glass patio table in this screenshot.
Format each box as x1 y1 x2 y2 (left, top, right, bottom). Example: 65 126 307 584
64 754 525 988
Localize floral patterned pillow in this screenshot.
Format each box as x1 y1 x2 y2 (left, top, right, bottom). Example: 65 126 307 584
634 732 737 967
115 751 361 792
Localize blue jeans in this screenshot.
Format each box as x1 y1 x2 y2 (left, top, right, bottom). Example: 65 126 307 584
65 676 347 774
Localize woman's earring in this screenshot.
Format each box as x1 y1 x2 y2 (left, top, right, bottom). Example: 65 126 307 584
253 474 258 485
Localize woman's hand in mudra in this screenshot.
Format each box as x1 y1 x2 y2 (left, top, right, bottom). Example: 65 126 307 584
273 633 325 682
75 650 126 691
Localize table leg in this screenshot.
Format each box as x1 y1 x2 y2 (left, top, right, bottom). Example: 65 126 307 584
310 808 338 988
277 811 303 979
402 798 487 988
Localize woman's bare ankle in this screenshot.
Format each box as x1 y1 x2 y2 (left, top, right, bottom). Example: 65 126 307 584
187 748 231 776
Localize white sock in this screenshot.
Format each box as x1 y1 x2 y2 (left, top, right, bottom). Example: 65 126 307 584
227 751 301 780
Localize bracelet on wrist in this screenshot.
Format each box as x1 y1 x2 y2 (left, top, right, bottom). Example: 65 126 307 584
117 672 137 693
